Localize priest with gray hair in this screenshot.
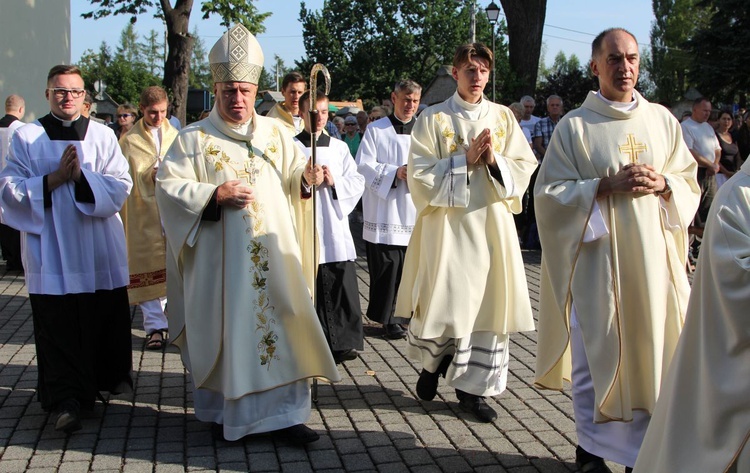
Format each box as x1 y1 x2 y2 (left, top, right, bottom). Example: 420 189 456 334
155 24 340 444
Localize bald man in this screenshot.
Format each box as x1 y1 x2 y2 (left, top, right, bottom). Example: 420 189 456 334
0 94 26 270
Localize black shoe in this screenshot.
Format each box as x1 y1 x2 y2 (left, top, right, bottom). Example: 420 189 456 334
456 390 498 423
333 348 359 364
110 380 133 395
55 399 82 433
575 445 613 473
384 323 406 340
625 468 633 473
416 354 453 401
275 424 320 444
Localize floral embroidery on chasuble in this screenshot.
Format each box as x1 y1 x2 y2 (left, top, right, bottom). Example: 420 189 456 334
200 129 283 369
433 111 508 159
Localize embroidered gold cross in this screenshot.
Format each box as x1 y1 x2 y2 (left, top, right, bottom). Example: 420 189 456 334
619 134 647 163
235 160 253 184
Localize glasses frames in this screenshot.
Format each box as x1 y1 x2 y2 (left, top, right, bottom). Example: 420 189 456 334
117 114 134 119
48 88 86 99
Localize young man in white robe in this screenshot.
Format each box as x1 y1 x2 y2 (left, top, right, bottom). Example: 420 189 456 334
633 155 750 473
356 80 421 340
0 65 134 433
155 24 340 444
119 86 178 350
534 28 700 472
394 43 537 423
294 91 365 364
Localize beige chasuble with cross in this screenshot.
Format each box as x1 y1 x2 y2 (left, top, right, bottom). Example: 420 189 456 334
534 90 700 423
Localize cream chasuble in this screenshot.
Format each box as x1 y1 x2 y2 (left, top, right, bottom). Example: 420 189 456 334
267 102 304 135
155 109 339 399
394 93 537 339
634 159 750 473
534 91 700 422
119 118 178 304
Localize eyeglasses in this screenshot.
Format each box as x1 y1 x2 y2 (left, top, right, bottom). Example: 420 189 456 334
48 88 85 99
345 123 357 126
117 114 134 119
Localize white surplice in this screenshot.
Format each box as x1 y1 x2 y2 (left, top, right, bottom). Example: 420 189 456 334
356 116 416 246
0 117 131 294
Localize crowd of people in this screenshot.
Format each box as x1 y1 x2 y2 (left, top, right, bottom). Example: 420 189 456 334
0 24 747 473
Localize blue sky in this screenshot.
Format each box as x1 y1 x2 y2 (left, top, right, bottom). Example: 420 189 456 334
71 0 655 72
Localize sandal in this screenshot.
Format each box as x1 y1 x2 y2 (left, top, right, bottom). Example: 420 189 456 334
145 330 168 350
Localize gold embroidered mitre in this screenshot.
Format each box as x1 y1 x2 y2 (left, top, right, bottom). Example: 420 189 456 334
209 24 264 85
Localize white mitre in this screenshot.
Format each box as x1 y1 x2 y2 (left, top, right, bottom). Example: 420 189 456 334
209 24 264 85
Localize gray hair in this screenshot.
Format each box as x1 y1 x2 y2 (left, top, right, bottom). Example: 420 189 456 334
394 79 422 95
546 95 563 106
520 95 535 106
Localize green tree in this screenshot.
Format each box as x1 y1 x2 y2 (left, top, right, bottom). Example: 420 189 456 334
536 52 597 112
116 23 143 64
686 0 750 106
78 42 113 93
297 0 511 106
83 0 271 123
189 27 212 90
649 0 707 105
141 29 164 76
78 26 161 106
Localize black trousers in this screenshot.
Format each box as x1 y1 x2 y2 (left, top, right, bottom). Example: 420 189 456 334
0 223 22 270
365 242 406 325
30 287 133 411
316 261 364 351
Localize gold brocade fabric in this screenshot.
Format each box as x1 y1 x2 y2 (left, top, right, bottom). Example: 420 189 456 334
119 118 178 304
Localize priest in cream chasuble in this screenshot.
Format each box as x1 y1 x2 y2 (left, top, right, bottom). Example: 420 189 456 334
634 158 750 473
155 24 339 443
534 28 700 469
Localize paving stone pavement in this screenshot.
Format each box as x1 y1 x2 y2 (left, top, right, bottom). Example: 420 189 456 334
0 222 629 473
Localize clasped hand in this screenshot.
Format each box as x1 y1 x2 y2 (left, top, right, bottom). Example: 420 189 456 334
467 128 495 166
603 163 667 196
58 145 82 181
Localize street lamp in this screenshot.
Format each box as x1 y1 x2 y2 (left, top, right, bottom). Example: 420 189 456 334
485 1 501 102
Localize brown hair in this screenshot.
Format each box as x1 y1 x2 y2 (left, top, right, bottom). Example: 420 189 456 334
453 43 494 70
139 86 168 107
117 103 138 116
47 65 83 86
281 72 306 91
298 90 328 113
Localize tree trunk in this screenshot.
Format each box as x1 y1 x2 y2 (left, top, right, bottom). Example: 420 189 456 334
161 0 195 126
499 0 547 99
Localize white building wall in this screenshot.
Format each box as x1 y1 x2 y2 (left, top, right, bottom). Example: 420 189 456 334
0 0 71 121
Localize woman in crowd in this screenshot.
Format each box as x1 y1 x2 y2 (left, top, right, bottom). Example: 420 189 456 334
715 109 741 188
115 103 137 139
733 111 750 164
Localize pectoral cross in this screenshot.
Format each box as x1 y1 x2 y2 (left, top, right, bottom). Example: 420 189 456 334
619 134 647 164
234 160 253 184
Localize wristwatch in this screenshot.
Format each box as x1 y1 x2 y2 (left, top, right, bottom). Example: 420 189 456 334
656 176 671 195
